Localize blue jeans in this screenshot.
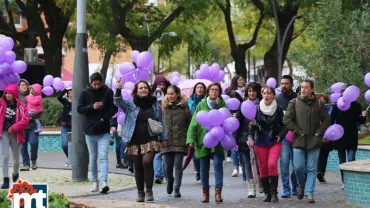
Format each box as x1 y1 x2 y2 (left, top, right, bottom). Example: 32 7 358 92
338 149 356 182
200 154 224 188
120 140 126 161
280 139 298 191
193 153 200 173
61 126 71 158
21 130 39 166
113 132 126 163
293 148 320 195
154 153 165 178
85 134 110 183
232 150 246 181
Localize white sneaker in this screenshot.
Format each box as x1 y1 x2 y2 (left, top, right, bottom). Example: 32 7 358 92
239 166 243 176
247 179 256 198
232 168 239 177
226 157 232 162
342 184 344 190
91 183 99 192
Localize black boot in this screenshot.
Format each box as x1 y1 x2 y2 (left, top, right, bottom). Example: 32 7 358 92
269 176 279 202
12 174 19 183
261 177 271 202
1 177 10 189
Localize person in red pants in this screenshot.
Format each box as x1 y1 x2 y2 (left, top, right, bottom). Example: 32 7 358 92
248 86 287 203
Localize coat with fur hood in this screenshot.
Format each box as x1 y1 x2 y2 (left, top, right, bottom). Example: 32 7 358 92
0 84 29 144
25 84 43 113
161 94 191 153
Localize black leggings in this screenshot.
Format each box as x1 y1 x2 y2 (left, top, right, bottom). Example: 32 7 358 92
131 151 155 191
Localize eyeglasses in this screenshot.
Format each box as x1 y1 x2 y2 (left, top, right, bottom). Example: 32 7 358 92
210 88 220 92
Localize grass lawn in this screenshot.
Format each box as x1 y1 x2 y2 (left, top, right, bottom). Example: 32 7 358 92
359 136 370 145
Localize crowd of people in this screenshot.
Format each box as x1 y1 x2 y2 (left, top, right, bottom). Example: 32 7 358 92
0 72 367 204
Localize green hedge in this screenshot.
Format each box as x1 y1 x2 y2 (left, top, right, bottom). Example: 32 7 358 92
40 98 63 127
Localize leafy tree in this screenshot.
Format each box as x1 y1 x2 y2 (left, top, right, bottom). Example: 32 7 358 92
289 0 370 102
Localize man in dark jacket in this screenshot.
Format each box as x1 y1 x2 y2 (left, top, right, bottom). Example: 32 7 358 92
276 75 298 198
77 72 117 194
331 84 367 188
283 80 330 203
18 79 40 172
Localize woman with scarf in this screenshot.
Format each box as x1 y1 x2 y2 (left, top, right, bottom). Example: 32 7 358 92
161 85 191 198
114 78 168 202
225 76 245 177
0 84 29 189
248 87 287 203
236 82 262 198
187 82 229 203
187 82 206 181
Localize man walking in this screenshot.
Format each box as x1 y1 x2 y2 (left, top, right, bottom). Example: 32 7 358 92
276 75 298 198
283 80 330 203
77 72 117 193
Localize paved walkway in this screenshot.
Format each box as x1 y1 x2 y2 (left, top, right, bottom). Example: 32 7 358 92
3 152 355 207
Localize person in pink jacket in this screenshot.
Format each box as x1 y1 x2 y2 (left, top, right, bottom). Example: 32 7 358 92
0 84 29 189
25 84 42 133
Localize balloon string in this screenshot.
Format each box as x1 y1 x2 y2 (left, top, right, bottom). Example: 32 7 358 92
366 104 370 111
121 69 139 77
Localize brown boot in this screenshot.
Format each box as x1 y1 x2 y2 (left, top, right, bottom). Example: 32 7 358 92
201 188 209 203
136 191 145 202
215 188 223 203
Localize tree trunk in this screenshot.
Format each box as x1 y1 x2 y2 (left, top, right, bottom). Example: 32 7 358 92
232 50 247 79
264 9 298 80
100 50 113 83
42 42 63 77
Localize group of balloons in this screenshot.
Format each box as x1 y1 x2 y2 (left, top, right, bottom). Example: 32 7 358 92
196 108 239 150
330 82 361 111
364 73 370 103
0 35 27 90
170 72 182 86
195 63 225 82
42 75 72 96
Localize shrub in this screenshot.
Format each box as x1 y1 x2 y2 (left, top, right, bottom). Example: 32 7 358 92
0 190 11 208
40 98 63 127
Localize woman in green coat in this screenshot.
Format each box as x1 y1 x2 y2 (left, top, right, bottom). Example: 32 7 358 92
186 82 229 203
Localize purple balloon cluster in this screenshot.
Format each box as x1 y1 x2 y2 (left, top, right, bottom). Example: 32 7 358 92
364 73 370 103
112 50 153 91
195 63 225 82
112 108 125 125
195 108 239 150
171 72 181 86
330 82 360 111
324 124 344 141
0 35 27 90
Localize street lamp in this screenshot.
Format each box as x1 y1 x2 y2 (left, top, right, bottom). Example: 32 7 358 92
157 32 177 74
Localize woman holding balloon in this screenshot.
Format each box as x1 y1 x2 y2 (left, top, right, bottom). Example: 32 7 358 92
187 82 207 181
248 87 287 203
186 82 230 203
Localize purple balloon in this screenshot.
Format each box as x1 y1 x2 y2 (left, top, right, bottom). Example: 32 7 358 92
11 60 27 74
235 90 244 98
218 107 230 122
131 50 140 63
117 113 125 125
343 86 360 102
64 81 72 89
208 109 223 126
337 97 350 111
9 73 20 84
275 89 281 97
210 63 220 80
330 82 345 93
221 94 230 101
365 90 370 103
241 100 257 120
0 48 5 62
204 124 213 131
226 98 241 111
142 61 154 71
0 37 14 51
0 62 11 74
220 133 236 150
4 51 16 64
122 89 132 99
203 132 219 148
119 62 136 75
195 70 201 79
171 72 181 78
43 75 54 87
136 51 153 68
199 64 210 79
42 86 54 96
330 93 341 103
210 126 225 141
124 82 135 90
123 73 137 83
217 70 225 82
53 77 64 91
266 78 277 88
365 73 370 87
171 76 181 85
324 124 344 141
136 70 149 81
196 111 209 126
222 117 240 132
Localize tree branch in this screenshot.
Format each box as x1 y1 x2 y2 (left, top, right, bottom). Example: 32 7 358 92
219 0 237 53
150 6 184 42
240 12 265 50
250 0 264 11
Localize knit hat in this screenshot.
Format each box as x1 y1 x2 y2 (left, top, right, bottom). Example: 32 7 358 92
19 79 29 86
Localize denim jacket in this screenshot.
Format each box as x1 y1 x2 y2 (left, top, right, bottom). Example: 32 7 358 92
114 96 168 143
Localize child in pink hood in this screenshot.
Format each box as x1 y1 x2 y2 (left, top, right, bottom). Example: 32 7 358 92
25 84 42 133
